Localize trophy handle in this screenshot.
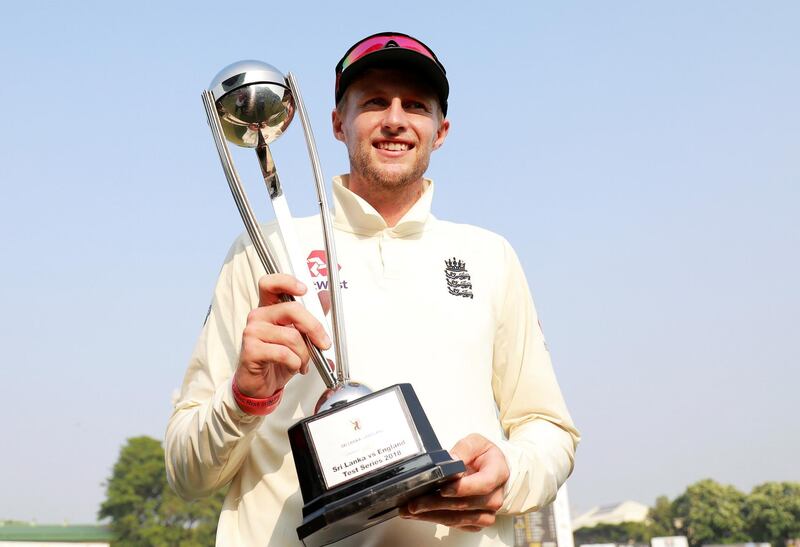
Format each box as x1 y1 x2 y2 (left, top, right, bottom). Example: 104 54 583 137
286 72 351 385
201 90 337 390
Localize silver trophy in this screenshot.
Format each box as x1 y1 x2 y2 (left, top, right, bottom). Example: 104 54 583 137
201 60 369 411
202 61 463 547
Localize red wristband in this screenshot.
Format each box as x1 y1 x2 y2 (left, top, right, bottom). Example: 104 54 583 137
231 377 283 416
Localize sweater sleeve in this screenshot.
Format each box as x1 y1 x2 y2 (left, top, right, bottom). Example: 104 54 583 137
491 239 580 514
164 236 265 500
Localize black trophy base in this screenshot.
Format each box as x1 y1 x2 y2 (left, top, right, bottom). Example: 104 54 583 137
288 384 465 547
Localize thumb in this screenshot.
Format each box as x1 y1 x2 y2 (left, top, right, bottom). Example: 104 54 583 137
450 433 491 468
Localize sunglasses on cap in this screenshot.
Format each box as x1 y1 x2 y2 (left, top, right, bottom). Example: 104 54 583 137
336 33 444 75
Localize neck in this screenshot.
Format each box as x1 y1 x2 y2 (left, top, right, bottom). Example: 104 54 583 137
345 173 426 227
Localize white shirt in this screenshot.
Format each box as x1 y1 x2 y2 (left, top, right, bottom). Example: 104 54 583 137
165 176 579 546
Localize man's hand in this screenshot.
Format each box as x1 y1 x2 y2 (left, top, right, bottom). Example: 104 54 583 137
401 434 510 532
234 274 331 399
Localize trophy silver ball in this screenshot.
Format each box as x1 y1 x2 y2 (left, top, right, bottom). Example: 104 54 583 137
208 60 295 148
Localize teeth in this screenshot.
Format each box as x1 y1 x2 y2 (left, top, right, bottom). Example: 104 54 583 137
377 142 409 151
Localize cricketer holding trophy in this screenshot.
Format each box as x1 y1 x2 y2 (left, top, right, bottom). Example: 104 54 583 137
166 32 580 546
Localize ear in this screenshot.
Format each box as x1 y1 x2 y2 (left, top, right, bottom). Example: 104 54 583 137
432 118 450 151
332 108 345 142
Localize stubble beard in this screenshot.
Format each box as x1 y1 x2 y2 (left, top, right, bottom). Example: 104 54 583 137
349 144 431 191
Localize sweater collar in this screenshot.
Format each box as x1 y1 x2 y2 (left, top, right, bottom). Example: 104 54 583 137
332 175 435 237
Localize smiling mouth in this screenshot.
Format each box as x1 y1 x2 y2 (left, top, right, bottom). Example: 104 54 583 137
375 141 412 151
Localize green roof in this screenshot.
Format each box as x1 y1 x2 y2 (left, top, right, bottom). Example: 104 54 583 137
0 523 114 542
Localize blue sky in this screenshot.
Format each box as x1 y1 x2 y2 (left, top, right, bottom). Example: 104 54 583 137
0 1 797 523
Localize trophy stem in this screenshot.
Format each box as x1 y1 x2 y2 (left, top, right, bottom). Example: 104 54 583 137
286 72 351 385
202 90 337 390
255 139 336 373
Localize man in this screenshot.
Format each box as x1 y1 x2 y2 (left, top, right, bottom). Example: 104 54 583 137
166 32 579 546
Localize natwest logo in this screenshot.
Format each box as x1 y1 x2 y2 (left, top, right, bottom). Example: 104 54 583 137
307 250 340 278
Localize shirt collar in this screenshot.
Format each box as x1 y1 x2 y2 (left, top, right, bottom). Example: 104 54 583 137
332 175 435 237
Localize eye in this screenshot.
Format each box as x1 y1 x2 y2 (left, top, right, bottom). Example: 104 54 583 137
363 97 389 108
404 100 431 113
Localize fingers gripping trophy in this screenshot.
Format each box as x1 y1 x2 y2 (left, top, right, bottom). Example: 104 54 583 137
201 61 464 546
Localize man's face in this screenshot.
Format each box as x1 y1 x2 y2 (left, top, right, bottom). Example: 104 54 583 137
332 68 450 190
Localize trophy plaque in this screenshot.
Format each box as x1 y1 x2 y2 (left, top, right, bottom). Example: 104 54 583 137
202 60 464 547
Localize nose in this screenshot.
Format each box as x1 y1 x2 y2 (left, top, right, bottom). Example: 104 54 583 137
381 97 408 133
